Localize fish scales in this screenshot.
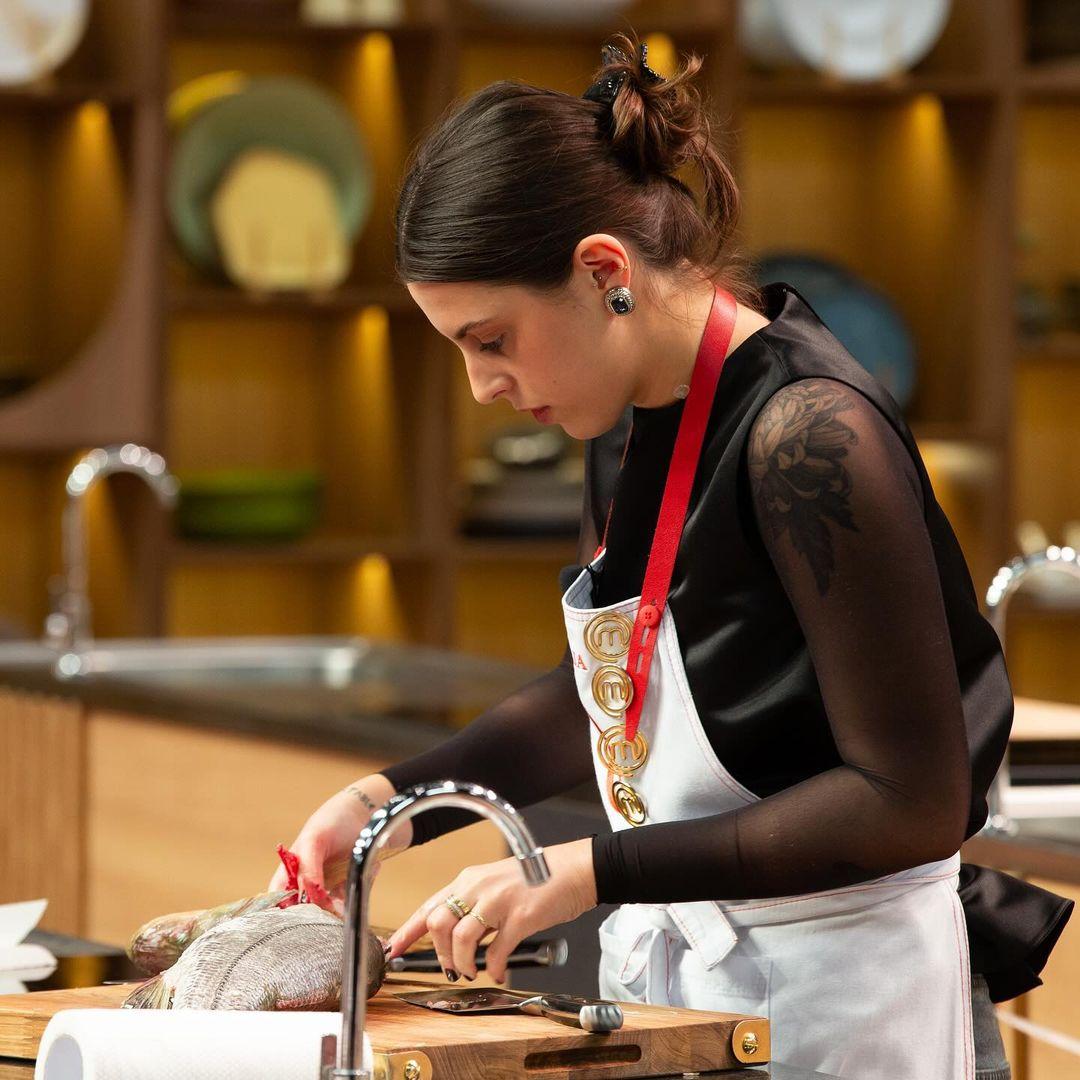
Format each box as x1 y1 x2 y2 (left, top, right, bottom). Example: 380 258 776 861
124 904 386 1011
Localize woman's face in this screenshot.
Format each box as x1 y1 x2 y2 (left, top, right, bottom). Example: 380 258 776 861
406 262 639 441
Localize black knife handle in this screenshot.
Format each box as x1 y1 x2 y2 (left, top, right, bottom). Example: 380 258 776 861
390 936 567 972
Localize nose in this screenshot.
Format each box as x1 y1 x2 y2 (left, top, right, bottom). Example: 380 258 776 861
463 353 512 406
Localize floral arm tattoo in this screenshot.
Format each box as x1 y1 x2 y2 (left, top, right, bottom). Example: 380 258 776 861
748 379 861 597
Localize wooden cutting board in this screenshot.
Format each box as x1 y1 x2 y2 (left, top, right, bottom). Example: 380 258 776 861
0 982 770 1078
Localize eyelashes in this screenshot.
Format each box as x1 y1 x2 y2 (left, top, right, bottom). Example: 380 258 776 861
478 335 505 354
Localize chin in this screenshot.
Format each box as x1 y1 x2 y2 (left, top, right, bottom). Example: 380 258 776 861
560 417 596 441
568 411 627 441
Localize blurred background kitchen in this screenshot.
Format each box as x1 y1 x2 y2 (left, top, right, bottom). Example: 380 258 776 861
0 0 1078 1074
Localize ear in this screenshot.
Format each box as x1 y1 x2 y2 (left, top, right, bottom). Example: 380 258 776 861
573 234 631 291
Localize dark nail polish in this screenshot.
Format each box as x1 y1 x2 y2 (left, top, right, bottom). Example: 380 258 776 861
444 968 459 982
464 973 476 981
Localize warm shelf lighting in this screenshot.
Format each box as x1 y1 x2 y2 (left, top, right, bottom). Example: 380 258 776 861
348 553 404 640
335 305 400 534
78 100 110 136
892 92 957 220
344 31 405 203
45 102 125 364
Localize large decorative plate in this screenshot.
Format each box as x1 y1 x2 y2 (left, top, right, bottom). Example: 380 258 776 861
168 75 370 274
756 253 917 409
0 0 90 85
742 0 952 82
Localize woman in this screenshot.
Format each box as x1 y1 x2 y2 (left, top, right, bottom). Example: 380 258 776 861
271 33 1070 1079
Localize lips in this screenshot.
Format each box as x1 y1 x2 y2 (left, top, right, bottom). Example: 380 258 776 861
530 406 553 424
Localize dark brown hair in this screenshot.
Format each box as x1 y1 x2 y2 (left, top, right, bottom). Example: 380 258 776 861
394 29 763 314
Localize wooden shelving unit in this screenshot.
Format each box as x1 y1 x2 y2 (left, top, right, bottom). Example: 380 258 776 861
0 0 1073 677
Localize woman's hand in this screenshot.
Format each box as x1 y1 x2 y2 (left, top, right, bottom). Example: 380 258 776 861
385 838 597 984
267 774 411 914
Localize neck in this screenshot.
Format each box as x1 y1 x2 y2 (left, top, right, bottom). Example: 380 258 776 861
630 276 719 409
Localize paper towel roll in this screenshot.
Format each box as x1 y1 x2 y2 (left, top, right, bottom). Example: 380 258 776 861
34 1009 373 1080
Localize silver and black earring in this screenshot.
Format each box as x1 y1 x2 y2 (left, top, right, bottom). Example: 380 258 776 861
592 268 635 315
604 286 635 316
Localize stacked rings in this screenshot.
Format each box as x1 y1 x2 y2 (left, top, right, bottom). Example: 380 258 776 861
443 893 471 919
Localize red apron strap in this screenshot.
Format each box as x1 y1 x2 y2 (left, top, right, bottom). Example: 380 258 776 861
623 286 737 742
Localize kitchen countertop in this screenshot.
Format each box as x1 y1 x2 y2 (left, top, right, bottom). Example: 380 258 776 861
0 638 541 761
962 815 1080 884
0 638 605 804
1012 696 1080 740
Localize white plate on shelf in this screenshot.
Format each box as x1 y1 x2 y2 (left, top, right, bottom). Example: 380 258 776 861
741 0 952 82
0 0 90 86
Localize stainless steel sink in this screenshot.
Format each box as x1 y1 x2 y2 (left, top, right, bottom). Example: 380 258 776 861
0 636 542 721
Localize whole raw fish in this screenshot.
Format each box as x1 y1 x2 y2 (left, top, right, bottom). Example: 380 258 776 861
123 904 387 1010
126 889 297 976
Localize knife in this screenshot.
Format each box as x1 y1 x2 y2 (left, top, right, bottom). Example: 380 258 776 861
393 986 623 1033
388 936 568 972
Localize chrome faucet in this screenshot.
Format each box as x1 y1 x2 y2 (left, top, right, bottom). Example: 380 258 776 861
323 779 551 1079
983 545 1080 834
45 444 178 659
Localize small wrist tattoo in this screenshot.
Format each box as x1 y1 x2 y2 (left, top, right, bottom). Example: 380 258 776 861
345 785 377 813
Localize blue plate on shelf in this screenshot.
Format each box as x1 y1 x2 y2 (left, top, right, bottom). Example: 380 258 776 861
754 252 917 410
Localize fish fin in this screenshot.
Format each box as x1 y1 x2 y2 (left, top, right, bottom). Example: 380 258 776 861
122 974 175 1010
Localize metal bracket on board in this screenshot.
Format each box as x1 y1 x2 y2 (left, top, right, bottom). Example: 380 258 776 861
320 1035 432 1080
732 1018 771 1064
376 1050 433 1080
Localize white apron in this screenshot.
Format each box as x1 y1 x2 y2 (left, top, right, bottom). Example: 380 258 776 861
561 552 976 1079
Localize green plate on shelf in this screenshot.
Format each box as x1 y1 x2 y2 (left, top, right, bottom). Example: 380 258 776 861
168 75 372 274
176 468 324 541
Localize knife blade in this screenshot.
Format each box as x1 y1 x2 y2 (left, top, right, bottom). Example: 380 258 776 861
393 986 623 1033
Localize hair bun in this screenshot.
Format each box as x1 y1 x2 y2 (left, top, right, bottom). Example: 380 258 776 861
586 30 709 183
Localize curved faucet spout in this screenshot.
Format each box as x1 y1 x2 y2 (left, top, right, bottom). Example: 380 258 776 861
46 444 178 660
328 780 551 1079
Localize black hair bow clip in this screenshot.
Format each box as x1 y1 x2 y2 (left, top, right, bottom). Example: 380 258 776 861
583 41 664 107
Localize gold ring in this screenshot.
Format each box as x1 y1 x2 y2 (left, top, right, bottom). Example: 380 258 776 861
468 909 493 930
444 893 471 919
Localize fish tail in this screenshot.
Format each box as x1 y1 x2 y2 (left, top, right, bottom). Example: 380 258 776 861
122 975 175 1010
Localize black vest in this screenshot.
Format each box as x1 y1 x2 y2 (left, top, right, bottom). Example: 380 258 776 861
569 280 1072 1002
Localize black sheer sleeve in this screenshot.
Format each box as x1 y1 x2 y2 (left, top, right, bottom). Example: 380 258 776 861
591 377 973 904
378 461 601 846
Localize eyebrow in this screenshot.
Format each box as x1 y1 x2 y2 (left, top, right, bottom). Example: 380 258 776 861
454 317 496 341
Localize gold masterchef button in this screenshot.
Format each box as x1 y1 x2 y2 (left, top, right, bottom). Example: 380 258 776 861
609 778 647 826
597 725 649 777
591 665 633 718
584 611 634 662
